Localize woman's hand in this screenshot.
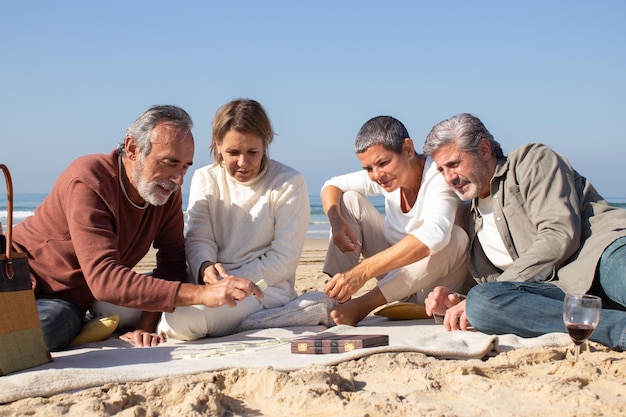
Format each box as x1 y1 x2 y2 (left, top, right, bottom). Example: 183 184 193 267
324 270 366 303
331 218 361 253
119 329 165 347
199 261 220 284
323 186 360 253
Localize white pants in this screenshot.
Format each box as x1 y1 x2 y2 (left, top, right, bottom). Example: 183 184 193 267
323 191 469 304
157 295 264 341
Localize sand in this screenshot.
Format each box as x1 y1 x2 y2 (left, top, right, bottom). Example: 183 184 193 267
1 239 625 416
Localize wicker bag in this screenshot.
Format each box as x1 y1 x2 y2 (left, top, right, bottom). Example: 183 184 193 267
0 164 51 375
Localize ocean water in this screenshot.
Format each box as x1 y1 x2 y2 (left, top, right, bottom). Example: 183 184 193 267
0 193 387 240
2 194 625 239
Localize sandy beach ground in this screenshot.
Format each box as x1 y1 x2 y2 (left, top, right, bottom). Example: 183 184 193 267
1 239 625 416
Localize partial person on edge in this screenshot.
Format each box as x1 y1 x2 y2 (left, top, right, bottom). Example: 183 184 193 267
11 105 262 351
322 116 470 326
423 113 626 350
157 98 309 340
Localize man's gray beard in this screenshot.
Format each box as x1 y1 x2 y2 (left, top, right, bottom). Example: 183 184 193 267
132 158 177 206
454 154 492 201
454 179 485 201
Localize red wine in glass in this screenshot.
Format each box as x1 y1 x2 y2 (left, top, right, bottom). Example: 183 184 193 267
563 294 601 363
566 323 595 344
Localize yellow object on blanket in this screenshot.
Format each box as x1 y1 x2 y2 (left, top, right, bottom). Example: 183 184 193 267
374 302 430 320
70 314 119 346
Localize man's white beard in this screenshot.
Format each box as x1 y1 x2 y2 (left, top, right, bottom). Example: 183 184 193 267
132 157 177 206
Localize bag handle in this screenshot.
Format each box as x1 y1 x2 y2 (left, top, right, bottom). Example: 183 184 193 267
1 164 15 278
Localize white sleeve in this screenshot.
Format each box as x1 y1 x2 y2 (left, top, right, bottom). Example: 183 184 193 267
184 168 219 284
321 170 383 197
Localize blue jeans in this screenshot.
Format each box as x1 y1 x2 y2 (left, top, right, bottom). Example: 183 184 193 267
36 298 84 351
466 237 626 350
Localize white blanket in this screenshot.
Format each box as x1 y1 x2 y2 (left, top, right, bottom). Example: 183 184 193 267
0 316 570 404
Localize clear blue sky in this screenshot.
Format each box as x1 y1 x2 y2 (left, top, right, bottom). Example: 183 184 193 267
2 1 625 198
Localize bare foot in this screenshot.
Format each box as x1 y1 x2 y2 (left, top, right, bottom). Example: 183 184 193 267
330 299 370 326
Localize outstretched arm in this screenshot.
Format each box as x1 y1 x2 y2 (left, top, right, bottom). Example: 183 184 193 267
324 233 430 303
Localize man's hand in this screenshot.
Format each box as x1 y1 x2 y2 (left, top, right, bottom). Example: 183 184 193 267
425 286 471 331
440 299 470 331
425 286 457 316
119 330 165 347
176 264 265 309
209 275 263 306
119 311 164 347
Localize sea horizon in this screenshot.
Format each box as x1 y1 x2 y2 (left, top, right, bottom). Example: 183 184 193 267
3 193 626 240
0 193 387 240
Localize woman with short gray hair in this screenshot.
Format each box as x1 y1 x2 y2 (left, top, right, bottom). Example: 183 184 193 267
322 115 469 326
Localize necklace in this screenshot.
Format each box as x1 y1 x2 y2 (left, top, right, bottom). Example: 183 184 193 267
118 154 149 210
400 188 418 212
400 155 425 212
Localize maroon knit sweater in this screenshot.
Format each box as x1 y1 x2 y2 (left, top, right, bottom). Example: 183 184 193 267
12 151 186 313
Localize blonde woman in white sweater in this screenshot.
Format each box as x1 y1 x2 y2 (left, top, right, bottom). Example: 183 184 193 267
158 99 309 340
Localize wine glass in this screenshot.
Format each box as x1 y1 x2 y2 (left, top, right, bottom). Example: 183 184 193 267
562 294 601 363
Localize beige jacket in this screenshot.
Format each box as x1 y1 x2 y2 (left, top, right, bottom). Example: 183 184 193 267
466 143 626 295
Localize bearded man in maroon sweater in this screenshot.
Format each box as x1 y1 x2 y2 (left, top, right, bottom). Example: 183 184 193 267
12 105 262 351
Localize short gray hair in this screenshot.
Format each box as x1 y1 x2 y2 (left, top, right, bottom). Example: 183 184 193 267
354 116 410 154
117 105 193 156
423 113 503 159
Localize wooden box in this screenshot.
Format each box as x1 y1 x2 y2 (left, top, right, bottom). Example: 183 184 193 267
291 333 389 354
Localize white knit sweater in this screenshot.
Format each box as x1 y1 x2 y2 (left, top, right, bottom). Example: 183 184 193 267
185 159 309 308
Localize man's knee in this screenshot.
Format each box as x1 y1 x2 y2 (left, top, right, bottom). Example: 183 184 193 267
466 282 517 320
37 298 83 351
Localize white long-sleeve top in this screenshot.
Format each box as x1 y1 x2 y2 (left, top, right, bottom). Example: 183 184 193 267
185 159 310 308
321 157 459 253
